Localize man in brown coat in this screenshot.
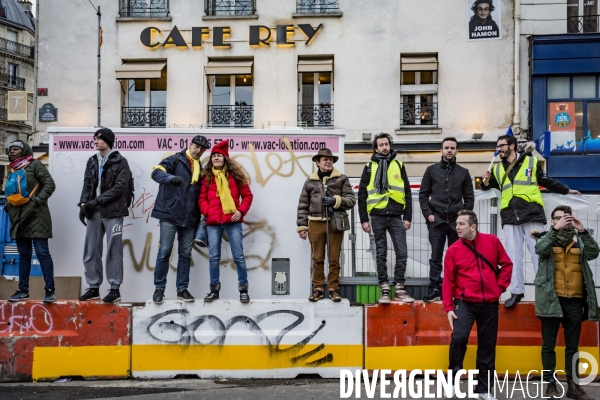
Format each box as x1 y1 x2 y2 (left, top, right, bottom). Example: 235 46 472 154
297 148 356 302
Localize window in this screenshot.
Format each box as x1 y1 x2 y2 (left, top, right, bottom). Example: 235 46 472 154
206 60 254 128
546 75 600 152
298 59 333 127
6 30 16 53
400 55 438 127
568 0 598 33
296 0 339 14
205 0 256 16
118 63 167 127
119 0 169 18
7 62 18 88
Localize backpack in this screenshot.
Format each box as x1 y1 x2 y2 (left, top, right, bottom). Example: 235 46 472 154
5 168 39 207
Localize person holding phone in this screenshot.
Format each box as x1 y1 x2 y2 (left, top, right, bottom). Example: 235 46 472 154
532 205 599 399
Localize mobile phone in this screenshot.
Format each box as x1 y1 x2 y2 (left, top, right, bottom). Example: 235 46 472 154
564 206 572 215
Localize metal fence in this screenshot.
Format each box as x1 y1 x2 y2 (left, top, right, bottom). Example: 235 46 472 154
340 190 600 287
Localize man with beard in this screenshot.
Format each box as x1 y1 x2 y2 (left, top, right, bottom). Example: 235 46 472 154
482 134 580 308
468 0 500 40
532 206 598 400
358 133 414 304
419 137 474 303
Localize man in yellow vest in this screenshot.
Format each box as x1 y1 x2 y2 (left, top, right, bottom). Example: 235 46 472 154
482 134 580 308
358 133 414 304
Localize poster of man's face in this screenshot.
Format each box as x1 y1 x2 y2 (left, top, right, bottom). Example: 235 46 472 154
467 0 502 41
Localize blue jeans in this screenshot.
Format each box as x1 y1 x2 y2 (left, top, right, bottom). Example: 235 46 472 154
207 223 248 285
16 238 55 292
153 220 195 292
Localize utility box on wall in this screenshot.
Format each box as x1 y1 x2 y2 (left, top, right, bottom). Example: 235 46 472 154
272 258 290 295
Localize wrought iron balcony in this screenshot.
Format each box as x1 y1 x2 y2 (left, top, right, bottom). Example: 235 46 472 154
119 0 169 18
205 0 256 16
296 0 339 14
568 15 599 33
0 38 34 59
122 107 166 127
0 74 25 90
401 103 438 126
298 104 334 127
208 105 254 128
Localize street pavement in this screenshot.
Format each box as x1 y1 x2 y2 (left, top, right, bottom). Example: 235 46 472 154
2 377 600 400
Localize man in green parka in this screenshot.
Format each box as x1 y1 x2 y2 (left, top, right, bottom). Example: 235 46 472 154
5 140 56 303
533 205 599 400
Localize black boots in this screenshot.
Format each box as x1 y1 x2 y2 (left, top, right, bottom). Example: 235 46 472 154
505 293 524 308
204 283 220 302
239 283 250 304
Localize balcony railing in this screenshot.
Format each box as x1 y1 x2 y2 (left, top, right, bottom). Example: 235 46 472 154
119 0 169 18
0 74 25 90
0 38 34 59
296 0 339 14
208 105 254 128
401 103 438 126
205 0 256 16
568 15 599 33
122 107 166 127
298 104 334 127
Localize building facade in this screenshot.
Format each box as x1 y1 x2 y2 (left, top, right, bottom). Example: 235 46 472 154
0 0 34 170
37 0 517 178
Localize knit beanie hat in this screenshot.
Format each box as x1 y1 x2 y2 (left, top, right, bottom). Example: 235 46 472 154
211 139 229 158
94 128 115 149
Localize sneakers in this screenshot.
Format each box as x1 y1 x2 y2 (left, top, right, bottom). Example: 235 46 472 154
153 289 164 304
103 289 121 303
477 393 497 400
546 381 560 399
394 284 415 303
567 378 594 400
8 290 29 302
423 288 441 303
204 283 220 303
238 283 250 304
329 290 342 302
79 288 100 301
43 290 55 303
177 289 195 302
378 283 391 304
308 288 324 302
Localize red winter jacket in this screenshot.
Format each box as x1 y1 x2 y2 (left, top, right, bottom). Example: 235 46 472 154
199 174 253 226
442 232 513 312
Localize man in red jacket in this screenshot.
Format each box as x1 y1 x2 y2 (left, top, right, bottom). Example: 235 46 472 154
443 210 512 399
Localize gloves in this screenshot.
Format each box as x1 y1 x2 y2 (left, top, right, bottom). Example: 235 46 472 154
79 207 87 226
170 176 184 187
322 196 336 207
84 198 99 214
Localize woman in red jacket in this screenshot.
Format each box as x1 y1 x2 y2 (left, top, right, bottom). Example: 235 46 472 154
199 140 253 303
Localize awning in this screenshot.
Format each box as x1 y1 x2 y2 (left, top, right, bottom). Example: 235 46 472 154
401 57 438 71
205 61 253 75
298 59 333 73
115 62 166 79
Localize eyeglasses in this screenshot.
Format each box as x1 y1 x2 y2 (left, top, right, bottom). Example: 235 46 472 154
552 216 562 221
495 144 509 149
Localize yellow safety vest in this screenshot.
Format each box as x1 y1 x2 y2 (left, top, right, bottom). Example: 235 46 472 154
492 155 544 210
366 160 406 213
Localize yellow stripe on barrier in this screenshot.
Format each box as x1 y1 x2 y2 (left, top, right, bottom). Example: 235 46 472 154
366 346 599 375
32 346 131 381
132 344 363 371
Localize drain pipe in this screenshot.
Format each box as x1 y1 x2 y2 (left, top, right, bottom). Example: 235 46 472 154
513 0 521 136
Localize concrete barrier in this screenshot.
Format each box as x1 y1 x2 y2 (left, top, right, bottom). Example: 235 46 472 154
365 301 599 376
0 301 131 381
131 299 363 378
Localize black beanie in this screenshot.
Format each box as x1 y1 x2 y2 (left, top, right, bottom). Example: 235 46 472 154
94 128 115 149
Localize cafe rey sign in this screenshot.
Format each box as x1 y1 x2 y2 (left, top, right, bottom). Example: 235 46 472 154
140 24 323 49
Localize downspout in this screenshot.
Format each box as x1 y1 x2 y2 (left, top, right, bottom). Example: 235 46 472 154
513 0 521 135
33 0 39 144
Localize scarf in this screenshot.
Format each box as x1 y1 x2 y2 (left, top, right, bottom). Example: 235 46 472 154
212 167 237 215
9 155 34 170
186 149 201 185
556 227 578 248
373 149 397 194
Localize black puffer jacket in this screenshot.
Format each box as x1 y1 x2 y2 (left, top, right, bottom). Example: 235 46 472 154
78 151 132 218
481 154 570 226
151 150 201 228
419 158 474 227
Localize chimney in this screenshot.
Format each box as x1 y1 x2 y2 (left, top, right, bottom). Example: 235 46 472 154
18 0 32 13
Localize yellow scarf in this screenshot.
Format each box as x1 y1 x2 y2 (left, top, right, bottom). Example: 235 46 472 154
186 149 201 185
212 167 237 214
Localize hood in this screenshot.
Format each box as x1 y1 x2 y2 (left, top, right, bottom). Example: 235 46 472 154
10 140 33 157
